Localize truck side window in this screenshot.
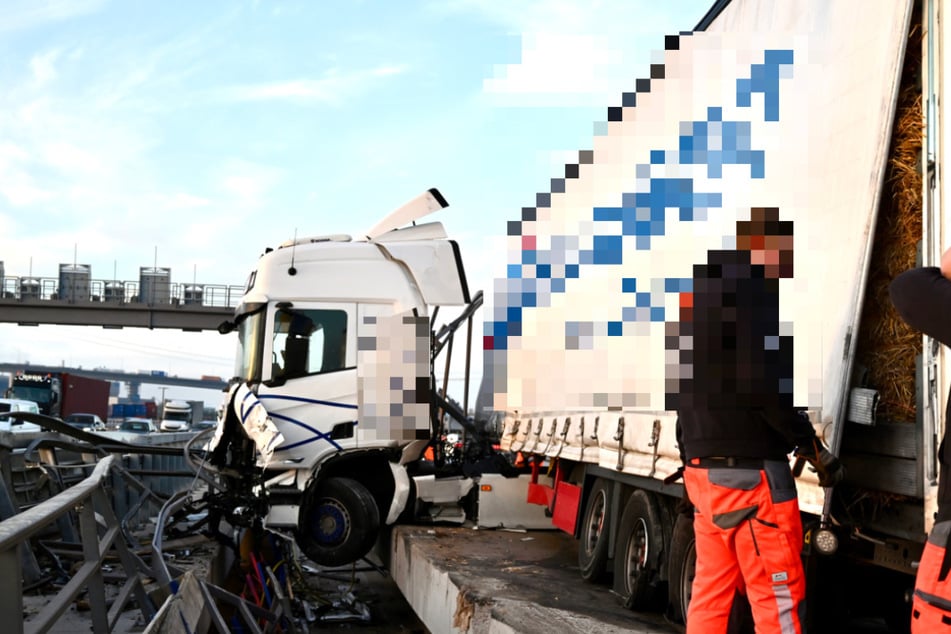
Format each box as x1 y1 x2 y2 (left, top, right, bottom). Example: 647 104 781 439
272 308 348 379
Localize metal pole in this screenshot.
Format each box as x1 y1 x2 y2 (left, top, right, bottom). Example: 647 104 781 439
463 312 473 417
0 547 22 634
79 500 109 633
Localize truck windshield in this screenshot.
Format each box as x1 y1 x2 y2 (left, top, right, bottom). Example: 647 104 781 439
233 309 265 383
11 386 49 405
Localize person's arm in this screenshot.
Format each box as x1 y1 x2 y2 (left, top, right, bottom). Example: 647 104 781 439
889 247 951 347
761 408 819 450
762 408 844 486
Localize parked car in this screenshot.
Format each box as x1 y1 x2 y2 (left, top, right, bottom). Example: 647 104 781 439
0 398 43 433
118 418 157 434
64 412 106 432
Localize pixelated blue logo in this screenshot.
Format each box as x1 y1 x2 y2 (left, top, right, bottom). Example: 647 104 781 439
485 49 794 352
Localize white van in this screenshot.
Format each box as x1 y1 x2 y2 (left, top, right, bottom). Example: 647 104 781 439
0 398 43 433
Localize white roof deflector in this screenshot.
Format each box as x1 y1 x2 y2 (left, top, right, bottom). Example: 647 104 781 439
365 188 449 240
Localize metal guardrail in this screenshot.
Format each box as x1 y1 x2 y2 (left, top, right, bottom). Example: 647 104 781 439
0 275 244 309
0 419 304 632
0 418 207 633
0 455 157 634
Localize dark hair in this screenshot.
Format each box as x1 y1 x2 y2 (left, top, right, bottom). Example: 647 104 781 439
736 207 792 238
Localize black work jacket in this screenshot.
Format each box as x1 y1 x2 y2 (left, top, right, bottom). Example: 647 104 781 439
890 266 951 520
672 250 818 461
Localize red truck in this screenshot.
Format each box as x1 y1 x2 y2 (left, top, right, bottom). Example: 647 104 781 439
10 372 111 421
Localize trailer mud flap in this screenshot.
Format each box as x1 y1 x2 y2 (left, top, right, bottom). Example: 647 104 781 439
552 481 581 533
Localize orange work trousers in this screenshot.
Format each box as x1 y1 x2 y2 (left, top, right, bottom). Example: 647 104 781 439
684 459 806 634
912 520 951 631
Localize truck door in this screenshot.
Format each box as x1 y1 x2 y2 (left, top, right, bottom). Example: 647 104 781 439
255 302 358 467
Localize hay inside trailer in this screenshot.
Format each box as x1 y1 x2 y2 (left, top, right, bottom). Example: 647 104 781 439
854 21 924 426
836 18 925 515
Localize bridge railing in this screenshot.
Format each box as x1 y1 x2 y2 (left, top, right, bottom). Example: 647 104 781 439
0 454 158 634
0 276 245 308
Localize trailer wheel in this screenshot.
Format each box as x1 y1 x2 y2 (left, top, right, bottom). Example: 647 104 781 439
299 477 380 567
578 479 611 582
614 489 665 610
667 512 695 623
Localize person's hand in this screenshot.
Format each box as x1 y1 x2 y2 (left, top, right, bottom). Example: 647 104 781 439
795 439 845 487
812 447 844 487
941 245 951 280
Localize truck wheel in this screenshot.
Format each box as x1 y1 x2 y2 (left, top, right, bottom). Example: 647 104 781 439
614 489 665 610
299 477 380 567
578 479 611 582
667 512 695 623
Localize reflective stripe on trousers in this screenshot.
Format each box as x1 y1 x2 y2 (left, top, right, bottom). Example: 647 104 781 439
912 520 951 632
684 461 806 634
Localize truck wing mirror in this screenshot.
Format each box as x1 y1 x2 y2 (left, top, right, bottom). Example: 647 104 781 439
218 320 236 334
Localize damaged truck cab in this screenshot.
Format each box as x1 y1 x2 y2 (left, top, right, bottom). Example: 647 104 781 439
209 189 470 566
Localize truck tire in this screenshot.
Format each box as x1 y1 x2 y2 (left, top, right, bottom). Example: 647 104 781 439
666 512 695 624
299 477 380 567
614 489 665 610
666 512 756 631
578 478 611 582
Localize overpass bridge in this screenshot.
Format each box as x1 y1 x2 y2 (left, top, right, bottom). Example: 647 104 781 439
0 268 244 331
0 364 229 399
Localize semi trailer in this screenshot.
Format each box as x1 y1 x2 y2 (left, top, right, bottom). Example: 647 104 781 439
9 371 111 422
485 0 942 628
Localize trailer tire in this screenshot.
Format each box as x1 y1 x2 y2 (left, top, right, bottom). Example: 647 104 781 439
578 479 611 582
299 477 380 567
614 489 665 610
667 512 695 624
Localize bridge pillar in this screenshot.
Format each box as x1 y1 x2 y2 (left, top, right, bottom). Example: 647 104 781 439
127 381 141 402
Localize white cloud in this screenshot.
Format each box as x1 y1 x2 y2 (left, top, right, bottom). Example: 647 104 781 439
162 192 211 210
215 159 283 203
41 140 104 175
0 174 52 206
0 142 53 205
446 0 707 107
0 141 29 163
29 49 62 85
212 64 410 106
483 31 622 107
0 0 106 32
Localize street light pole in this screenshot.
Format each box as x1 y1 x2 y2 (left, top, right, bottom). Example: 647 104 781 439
159 387 168 418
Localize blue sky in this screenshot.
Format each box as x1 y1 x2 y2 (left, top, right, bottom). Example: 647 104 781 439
0 0 712 403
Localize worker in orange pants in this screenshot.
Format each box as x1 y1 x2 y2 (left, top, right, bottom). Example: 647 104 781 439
891 246 951 631
669 210 842 633
910 521 951 629
684 458 806 634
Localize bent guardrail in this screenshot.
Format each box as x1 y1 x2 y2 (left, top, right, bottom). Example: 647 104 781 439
0 415 301 632
0 455 157 634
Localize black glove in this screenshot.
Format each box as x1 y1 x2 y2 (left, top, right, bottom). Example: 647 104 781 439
795 439 845 487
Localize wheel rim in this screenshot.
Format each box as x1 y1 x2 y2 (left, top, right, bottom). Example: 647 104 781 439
582 489 607 556
623 517 650 590
312 498 350 546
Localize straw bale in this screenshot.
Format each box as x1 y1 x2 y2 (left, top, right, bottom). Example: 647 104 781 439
855 23 923 425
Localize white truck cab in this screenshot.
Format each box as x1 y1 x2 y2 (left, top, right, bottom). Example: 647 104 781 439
160 400 192 432
208 189 472 566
